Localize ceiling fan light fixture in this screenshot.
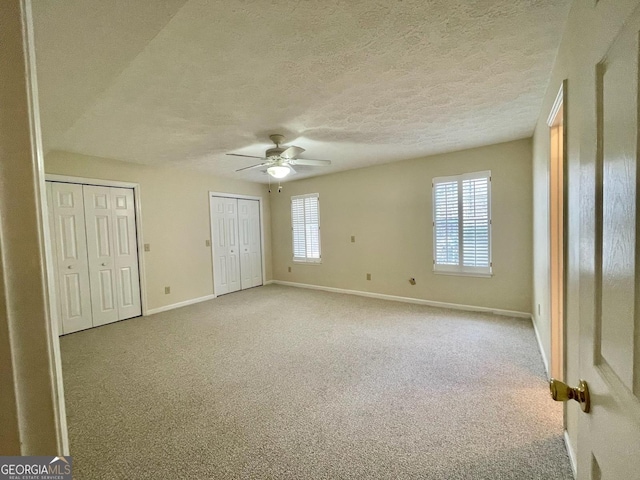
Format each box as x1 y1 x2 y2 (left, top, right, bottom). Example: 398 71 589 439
267 165 290 178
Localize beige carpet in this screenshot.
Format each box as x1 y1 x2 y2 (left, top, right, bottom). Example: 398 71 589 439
61 284 572 479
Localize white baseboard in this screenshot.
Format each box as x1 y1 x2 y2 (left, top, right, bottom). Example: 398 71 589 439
146 294 217 315
264 280 275 285
270 280 531 318
564 430 577 478
531 315 550 378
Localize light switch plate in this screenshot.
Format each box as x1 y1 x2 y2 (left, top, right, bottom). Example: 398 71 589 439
351 235 355 243
144 243 150 252
206 239 211 247
366 273 371 281
165 286 170 294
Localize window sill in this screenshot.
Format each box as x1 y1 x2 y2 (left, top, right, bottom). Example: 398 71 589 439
433 270 493 278
293 259 322 265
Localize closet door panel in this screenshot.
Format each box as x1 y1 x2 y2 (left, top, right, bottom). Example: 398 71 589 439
84 185 118 326
238 200 252 289
111 188 142 319
211 196 241 295
46 183 64 334
211 197 230 295
225 199 241 293
49 182 93 334
248 200 262 287
238 199 262 288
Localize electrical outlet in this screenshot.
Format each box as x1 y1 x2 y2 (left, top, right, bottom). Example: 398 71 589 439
288 266 292 273
165 286 171 294
409 277 416 285
366 273 371 281
206 239 211 247
144 243 150 252
351 235 356 243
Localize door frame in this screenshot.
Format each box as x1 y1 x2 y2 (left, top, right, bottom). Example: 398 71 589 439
45 174 149 316
546 82 568 385
209 191 266 297
1 0 68 454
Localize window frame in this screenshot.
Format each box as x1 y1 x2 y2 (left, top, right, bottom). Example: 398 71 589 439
291 193 322 264
432 170 492 277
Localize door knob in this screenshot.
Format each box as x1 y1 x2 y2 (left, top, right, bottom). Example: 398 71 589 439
549 378 590 413
67 265 72 269
101 263 106 266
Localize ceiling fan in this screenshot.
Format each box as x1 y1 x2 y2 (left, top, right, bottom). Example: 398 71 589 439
227 134 331 179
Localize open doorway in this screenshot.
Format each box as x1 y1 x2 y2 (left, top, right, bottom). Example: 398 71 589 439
548 84 566 381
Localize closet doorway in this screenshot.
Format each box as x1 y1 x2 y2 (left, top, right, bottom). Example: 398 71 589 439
46 176 145 334
209 193 264 296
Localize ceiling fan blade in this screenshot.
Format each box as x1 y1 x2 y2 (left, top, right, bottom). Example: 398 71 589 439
235 162 269 172
287 164 297 174
280 146 305 159
227 153 266 160
289 158 331 166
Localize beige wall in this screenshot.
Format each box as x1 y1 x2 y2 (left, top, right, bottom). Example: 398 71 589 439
271 139 533 313
45 151 272 311
531 0 640 464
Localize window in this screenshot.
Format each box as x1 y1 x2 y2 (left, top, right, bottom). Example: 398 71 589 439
291 193 321 263
433 171 491 276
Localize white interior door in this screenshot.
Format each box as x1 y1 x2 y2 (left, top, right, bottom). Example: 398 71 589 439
211 196 241 295
83 185 119 326
111 188 142 320
47 182 93 334
238 199 263 288
577 7 640 477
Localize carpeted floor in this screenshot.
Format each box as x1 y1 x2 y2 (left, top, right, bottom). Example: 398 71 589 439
60 284 573 479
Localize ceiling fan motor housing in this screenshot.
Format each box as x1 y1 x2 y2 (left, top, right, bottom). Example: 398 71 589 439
265 147 286 158
266 134 287 159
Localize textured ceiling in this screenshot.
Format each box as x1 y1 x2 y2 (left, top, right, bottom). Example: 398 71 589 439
33 0 571 183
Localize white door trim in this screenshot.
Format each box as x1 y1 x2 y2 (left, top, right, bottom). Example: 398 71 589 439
45 174 149 316
546 82 564 128
209 192 266 297
46 174 139 189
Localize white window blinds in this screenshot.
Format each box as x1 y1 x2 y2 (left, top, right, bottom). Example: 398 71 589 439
434 181 459 266
291 193 321 263
433 171 491 276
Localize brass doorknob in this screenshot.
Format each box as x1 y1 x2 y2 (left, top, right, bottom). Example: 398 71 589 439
549 378 590 413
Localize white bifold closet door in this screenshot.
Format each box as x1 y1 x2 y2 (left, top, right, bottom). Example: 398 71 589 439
47 182 141 334
211 196 241 295
238 199 263 289
83 186 141 327
211 196 262 296
47 182 93 334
